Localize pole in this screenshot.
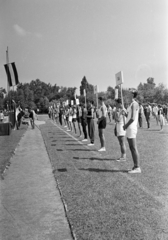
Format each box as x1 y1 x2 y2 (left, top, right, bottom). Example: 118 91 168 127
96 92 98 109
120 84 126 125
120 84 124 107
6 47 10 94
6 47 11 114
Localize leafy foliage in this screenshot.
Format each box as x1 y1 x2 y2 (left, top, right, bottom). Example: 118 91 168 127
0 77 168 112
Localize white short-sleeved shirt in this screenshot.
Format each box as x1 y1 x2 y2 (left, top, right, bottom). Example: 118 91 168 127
126 100 139 138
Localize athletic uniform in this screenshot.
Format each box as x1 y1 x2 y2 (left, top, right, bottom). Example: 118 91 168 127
87 106 95 144
81 106 88 139
98 104 107 129
126 101 139 139
116 110 126 137
76 106 82 123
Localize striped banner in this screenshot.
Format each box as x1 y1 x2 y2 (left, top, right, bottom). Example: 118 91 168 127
4 62 19 87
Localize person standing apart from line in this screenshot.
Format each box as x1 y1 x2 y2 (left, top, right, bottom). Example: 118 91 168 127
87 100 95 146
138 103 144 128
153 104 159 125
122 88 141 173
114 98 126 161
144 103 151 129
97 97 107 151
158 105 165 131
107 105 112 123
29 108 35 129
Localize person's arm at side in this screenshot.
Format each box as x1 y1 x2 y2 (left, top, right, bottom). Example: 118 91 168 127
123 103 137 130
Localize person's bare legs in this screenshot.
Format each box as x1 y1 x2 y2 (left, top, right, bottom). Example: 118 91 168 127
118 136 126 159
127 138 140 168
99 128 105 148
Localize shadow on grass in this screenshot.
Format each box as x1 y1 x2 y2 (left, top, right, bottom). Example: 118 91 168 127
62 139 76 141
65 144 82 146
142 129 160 132
79 167 128 173
73 157 116 161
67 149 97 151
57 168 67 172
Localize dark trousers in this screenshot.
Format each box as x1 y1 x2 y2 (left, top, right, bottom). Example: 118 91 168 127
145 116 150 128
87 118 95 143
138 114 143 127
59 115 62 125
81 119 87 139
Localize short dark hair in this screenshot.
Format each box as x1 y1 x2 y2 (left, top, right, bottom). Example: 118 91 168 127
89 100 94 105
115 98 122 104
98 96 105 101
129 88 138 98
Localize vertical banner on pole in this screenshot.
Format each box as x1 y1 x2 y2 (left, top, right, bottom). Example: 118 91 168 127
71 100 74 106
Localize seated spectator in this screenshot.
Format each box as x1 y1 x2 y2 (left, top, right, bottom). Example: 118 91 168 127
0 110 4 122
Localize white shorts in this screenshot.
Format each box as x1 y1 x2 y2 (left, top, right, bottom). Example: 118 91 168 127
69 116 72 122
126 127 137 139
116 123 126 137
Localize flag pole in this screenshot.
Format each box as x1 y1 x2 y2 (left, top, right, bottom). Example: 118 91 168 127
6 47 10 94
120 84 126 125
96 92 98 109
6 47 11 112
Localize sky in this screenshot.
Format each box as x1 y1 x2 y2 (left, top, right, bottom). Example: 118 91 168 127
0 0 168 94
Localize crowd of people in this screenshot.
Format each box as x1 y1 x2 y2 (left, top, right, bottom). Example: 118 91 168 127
48 90 168 174
0 107 36 129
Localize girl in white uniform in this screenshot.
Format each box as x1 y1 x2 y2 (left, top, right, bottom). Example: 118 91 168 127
122 88 141 174
115 99 126 161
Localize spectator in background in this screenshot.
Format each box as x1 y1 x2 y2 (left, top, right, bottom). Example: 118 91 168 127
0 110 4 122
144 103 152 128
163 104 168 124
107 104 112 123
138 103 144 128
158 105 165 131
153 104 159 125
29 108 35 129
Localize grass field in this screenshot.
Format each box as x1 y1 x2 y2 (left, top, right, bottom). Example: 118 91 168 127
0 125 27 176
38 115 168 240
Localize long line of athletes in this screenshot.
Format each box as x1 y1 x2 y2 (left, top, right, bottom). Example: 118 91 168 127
48 97 167 174
48 101 167 136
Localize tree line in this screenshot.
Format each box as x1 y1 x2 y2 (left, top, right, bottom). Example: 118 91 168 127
0 77 168 113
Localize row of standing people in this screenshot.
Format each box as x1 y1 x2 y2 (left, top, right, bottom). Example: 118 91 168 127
48 98 107 152
49 90 141 174
139 103 167 130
